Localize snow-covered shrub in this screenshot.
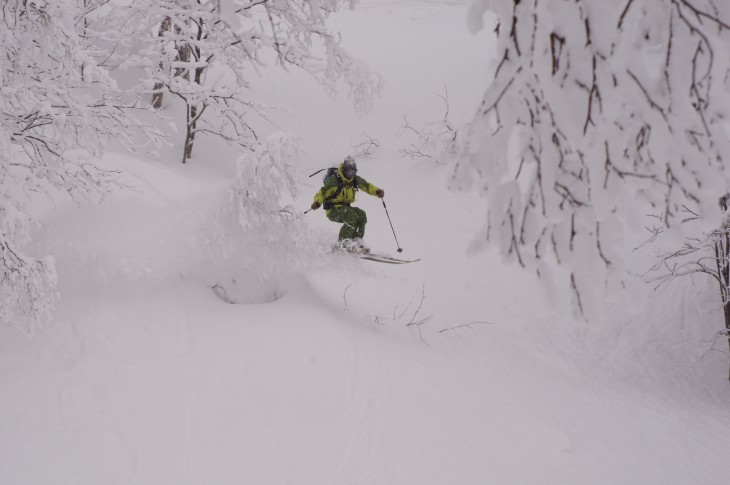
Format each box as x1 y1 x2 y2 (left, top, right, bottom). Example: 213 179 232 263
205 132 304 303
458 0 730 320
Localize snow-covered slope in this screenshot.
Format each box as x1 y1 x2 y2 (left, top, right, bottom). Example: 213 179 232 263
2 1 729 484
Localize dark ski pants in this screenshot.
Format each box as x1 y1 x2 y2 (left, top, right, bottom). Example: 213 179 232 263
327 205 367 241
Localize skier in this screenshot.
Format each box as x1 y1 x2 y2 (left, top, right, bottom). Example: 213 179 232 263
310 156 384 253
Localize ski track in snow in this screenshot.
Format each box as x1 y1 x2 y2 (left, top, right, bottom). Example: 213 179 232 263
2 1 730 484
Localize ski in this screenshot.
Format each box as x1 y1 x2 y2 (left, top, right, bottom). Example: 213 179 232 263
359 254 421 264
328 244 420 264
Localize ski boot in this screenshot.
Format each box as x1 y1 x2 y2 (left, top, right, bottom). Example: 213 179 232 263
335 238 370 255
353 238 370 254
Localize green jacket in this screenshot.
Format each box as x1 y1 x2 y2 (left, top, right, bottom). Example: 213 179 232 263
313 164 380 210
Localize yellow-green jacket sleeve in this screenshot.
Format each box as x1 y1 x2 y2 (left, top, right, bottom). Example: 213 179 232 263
356 176 380 196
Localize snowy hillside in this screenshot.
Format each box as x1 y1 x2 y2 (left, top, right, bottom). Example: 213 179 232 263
2 1 730 484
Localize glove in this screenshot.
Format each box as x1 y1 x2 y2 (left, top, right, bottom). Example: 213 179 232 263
311 201 321 210
376 189 385 198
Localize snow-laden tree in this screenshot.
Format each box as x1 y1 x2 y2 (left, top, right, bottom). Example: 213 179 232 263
647 194 730 378
456 0 730 319
1 0 158 334
116 0 255 163
115 0 381 163
206 132 302 303
239 0 380 113
231 132 299 236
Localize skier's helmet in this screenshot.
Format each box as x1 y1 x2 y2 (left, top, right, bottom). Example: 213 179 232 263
342 156 357 179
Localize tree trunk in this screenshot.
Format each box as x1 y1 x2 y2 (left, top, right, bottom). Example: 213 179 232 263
182 55 206 163
152 17 172 109
724 301 730 381
724 239 730 381
81 6 88 81
718 195 730 380
183 104 196 163
176 40 191 81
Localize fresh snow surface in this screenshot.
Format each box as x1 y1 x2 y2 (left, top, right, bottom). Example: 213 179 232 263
2 1 730 484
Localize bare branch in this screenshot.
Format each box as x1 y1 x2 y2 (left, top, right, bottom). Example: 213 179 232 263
438 321 495 333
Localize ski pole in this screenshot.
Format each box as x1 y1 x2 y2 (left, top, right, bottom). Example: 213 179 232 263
381 199 403 253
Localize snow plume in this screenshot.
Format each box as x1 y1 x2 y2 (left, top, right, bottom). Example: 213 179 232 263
233 132 299 233
457 0 730 320
205 132 304 303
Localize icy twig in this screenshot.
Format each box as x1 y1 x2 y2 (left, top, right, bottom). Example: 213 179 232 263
343 284 351 309
438 321 495 333
406 284 427 326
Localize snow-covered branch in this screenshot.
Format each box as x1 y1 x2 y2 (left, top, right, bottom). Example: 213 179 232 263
114 0 380 162
458 0 730 319
0 0 161 333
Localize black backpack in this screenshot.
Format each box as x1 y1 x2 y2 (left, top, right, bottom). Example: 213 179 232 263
308 166 339 185
321 166 338 184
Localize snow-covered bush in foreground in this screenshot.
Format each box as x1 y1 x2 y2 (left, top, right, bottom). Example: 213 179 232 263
205 132 304 303
457 0 730 320
0 0 155 334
